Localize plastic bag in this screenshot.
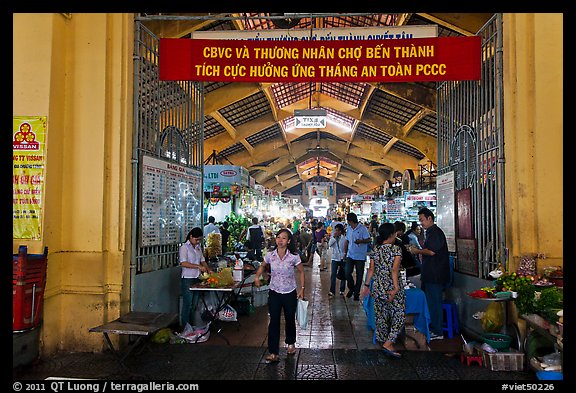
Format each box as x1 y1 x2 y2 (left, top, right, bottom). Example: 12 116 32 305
178 322 211 343
296 298 309 329
481 302 504 332
217 304 238 322
337 265 345 280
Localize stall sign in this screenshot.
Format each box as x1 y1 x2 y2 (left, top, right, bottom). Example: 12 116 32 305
406 194 436 201
386 199 403 220
203 165 249 186
351 194 374 202
191 25 438 41
306 181 334 198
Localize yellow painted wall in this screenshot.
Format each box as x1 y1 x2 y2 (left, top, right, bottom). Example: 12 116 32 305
503 14 563 272
13 13 134 355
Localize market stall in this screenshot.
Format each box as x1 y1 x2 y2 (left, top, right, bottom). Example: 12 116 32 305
465 259 563 377
203 165 250 222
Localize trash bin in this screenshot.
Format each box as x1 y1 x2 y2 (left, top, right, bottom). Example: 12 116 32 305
13 245 48 331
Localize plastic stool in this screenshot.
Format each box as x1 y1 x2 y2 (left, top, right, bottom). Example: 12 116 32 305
442 301 459 338
460 353 483 367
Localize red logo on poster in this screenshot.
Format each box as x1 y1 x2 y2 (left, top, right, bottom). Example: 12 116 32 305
220 170 237 177
13 122 40 150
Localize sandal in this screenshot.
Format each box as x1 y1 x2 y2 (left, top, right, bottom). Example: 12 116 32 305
382 346 402 359
265 353 280 364
287 344 297 355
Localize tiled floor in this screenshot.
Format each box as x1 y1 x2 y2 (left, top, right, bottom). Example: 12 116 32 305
204 254 462 352
12 254 537 381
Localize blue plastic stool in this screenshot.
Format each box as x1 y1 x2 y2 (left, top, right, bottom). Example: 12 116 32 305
442 301 459 338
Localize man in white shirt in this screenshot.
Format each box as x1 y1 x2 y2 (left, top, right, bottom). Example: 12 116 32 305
203 216 220 235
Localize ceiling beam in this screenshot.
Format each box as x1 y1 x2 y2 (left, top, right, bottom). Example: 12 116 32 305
416 13 493 36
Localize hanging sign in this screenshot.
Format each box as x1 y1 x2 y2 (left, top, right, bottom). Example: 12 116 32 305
436 171 456 252
203 165 249 185
191 25 438 41
294 109 327 128
159 36 482 83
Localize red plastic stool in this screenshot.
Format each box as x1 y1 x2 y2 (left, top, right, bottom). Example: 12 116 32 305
460 353 483 367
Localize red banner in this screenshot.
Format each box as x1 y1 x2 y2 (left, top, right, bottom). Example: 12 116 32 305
159 36 481 83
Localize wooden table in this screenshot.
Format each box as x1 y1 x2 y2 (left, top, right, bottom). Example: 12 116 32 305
89 311 178 369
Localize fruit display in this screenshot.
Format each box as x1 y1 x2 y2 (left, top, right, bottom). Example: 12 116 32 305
533 277 554 287
543 266 563 287
495 272 535 292
205 232 222 258
199 267 234 288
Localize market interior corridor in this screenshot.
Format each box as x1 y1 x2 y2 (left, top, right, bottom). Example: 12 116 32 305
203 252 462 352
12 251 537 381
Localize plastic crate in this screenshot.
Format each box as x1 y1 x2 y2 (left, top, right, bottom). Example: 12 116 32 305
13 246 48 331
482 349 525 371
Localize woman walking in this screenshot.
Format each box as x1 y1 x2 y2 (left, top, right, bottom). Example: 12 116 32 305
362 222 405 359
254 228 305 363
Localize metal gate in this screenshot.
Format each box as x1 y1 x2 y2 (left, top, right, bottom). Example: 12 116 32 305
437 14 505 278
131 21 204 312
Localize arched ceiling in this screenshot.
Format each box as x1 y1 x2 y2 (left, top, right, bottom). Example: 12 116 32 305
142 12 493 195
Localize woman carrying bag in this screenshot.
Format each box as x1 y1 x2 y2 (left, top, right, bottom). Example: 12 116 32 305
254 228 305 364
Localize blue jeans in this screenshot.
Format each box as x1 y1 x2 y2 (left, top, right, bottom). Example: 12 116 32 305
329 260 346 294
267 289 297 355
180 277 201 328
422 281 444 336
345 257 366 297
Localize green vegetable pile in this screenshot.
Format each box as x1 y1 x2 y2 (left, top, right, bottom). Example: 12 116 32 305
225 212 251 250
515 285 563 321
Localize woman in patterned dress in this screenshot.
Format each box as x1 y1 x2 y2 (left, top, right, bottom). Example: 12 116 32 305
362 222 406 358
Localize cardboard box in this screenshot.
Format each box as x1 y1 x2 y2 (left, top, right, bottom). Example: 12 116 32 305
483 349 525 371
403 324 430 351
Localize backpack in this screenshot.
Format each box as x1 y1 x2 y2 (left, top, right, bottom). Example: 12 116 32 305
248 227 264 250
